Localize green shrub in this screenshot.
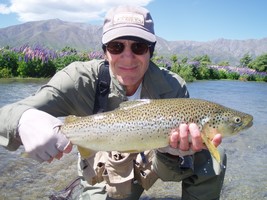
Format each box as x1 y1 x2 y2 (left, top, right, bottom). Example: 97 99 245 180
0 68 12 78
171 63 195 82
0 49 19 76
226 72 240 80
17 59 56 77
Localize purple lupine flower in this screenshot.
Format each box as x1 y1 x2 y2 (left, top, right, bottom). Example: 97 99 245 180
188 61 200 67
209 65 267 79
88 51 104 60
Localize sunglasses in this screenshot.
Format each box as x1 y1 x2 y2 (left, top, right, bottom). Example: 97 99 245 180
105 41 151 55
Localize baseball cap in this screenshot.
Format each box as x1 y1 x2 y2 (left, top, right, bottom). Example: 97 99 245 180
102 5 157 44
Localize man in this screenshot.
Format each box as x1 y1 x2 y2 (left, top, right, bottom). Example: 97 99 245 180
0 5 226 200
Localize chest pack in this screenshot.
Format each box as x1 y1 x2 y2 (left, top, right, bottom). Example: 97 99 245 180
93 60 111 114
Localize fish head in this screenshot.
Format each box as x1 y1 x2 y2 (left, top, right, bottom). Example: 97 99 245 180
203 107 253 139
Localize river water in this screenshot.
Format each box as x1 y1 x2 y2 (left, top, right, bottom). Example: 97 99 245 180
0 79 266 200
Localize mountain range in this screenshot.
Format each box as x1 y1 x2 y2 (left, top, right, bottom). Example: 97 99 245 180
1 19 267 65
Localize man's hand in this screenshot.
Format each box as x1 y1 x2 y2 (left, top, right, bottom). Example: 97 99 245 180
18 109 72 163
158 123 222 156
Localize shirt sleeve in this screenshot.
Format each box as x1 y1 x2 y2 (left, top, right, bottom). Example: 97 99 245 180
0 60 102 151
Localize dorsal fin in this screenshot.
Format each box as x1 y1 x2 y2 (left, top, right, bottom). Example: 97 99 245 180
64 115 81 123
119 99 151 110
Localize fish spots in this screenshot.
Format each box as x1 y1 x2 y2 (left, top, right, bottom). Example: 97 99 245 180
62 98 253 155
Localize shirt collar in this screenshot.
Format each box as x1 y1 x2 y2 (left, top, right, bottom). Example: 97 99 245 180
141 61 174 99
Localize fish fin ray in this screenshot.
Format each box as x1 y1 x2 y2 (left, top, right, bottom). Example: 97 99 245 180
121 149 140 153
21 152 30 158
201 134 221 163
65 115 81 123
77 146 94 159
119 99 151 110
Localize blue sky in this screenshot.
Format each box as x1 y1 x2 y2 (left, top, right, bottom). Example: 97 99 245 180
0 0 266 41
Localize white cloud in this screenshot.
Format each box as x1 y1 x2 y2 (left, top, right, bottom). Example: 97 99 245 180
0 4 11 14
1 0 153 23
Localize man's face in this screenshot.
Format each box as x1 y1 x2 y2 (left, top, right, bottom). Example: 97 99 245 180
105 39 150 93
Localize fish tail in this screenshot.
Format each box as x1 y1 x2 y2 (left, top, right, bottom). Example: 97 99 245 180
21 152 30 158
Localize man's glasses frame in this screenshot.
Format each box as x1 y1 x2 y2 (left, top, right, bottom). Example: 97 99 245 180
105 41 151 55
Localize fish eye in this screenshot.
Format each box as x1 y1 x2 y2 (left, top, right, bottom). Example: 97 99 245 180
234 116 242 124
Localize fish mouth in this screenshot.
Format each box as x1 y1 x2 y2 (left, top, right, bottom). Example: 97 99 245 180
233 119 253 133
246 121 253 128
239 120 253 132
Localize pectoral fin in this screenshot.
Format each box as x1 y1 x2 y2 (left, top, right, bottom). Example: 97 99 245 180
201 134 221 163
121 149 140 153
77 146 94 159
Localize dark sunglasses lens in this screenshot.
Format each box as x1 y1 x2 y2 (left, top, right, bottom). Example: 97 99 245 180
106 42 150 55
106 42 124 54
131 43 149 55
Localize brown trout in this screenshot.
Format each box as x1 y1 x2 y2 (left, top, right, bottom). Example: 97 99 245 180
60 98 253 163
